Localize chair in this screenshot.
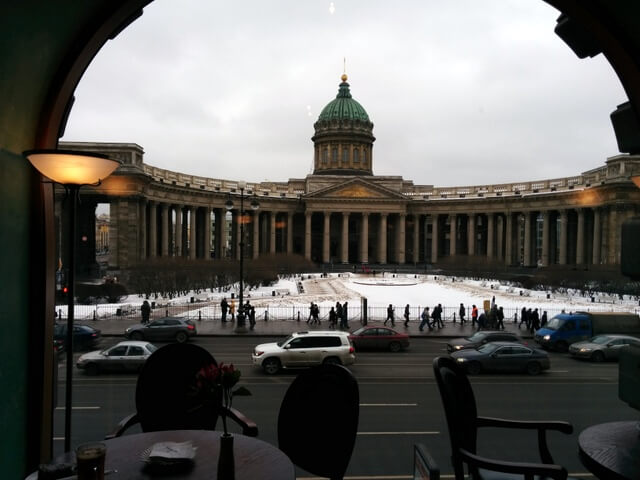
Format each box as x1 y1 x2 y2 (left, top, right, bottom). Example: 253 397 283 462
433 356 574 480
278 364 359 480
107 343 257 438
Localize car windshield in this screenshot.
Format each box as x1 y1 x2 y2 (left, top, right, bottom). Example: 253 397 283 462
477 343 501 354
278 335 294 347
467 332 487 341
590 335 611 345
545 317 563 330
146 343 158 352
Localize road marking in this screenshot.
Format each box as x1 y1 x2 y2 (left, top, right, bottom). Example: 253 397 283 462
55 406 100 410
297 475 594 479
360 403 417 407
548 370 569 373
357 431 439 435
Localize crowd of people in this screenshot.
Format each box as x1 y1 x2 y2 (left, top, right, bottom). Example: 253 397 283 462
219 297 257 330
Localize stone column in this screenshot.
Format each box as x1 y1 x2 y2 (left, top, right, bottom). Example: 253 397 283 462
341 212 349 263
412 214 420 263
559 210 568 265
396 214 406 264
592 208 601 264
304 212 312 261
189 206 197 260
323 212 331 263
487 213 494 259
160 203 169 257
286 212 293 254
467 214 475 256
202 206 210 260
360 213 369 263
496 215 504 261
270 212 276 254
378 213 388 264
541 211 550 267
523 212 532 266
139 199 147 260
431 215 438 263
607 207 618 264
505 213 513 265
253 211 260 259
149 201 157 258
576 208 585 265
449 214 457 257
219 209 228 259
174 205 182 257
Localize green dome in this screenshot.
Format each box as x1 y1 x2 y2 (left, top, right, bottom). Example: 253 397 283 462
317 80 370 123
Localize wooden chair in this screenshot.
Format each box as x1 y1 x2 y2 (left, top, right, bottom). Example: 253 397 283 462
107 343 257 438
278 364 359 480
433 356 575 480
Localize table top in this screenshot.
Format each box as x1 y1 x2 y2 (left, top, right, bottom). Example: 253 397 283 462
30 430 295 480
578 420 640 480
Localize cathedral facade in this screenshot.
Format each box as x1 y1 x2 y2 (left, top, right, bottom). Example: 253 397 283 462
60 75 640 275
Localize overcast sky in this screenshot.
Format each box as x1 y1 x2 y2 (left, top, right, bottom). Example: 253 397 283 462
63 0 627 187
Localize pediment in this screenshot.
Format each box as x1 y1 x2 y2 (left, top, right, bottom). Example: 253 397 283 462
305 178 407 200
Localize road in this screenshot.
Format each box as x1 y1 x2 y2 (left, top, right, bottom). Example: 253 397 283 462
54 336 635 479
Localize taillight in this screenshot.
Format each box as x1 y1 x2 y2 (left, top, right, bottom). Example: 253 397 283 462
91 333 97 337
187 324 195 330
349 346 355 354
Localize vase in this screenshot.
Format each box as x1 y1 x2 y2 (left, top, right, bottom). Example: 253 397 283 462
217 433 235 480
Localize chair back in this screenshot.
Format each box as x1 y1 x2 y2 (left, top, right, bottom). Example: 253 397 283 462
136 343 221 432
432 357 479 462
278 364 359 480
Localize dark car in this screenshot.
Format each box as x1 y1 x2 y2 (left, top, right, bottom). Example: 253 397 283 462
446 330 523 353
54 323 101 351
569 334 640 362
124 317 197 343
76 341 158 375
349 327 410 352
451 342 550 375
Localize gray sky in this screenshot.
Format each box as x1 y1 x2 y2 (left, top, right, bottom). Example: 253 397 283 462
63 0 627 187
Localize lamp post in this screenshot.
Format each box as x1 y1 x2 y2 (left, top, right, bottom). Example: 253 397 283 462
24 149 120 453
225 181 259 333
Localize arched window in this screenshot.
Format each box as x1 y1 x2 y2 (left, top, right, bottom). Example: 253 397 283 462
323 148 329 164
332 147 338 163
354 149 360 163
363 149 367 165
342 148 348 164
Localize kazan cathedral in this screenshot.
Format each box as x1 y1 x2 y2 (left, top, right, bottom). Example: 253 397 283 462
61 74 640 276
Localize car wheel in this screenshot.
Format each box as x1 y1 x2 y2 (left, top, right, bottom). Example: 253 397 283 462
130 331 143 341
175 331 188 343
526 361 541 376
262 358 281 375
555 341 569 353
591 351 605 363
389 341 401 353
466 361 481 375
85 363 99 376
323 356 342 366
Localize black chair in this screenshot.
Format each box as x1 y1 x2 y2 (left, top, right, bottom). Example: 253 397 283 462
278 364 359 480
433 356 574 480
107 343 257 438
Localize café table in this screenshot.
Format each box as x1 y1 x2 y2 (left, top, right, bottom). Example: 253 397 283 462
578 420 640 480
29 430 295 479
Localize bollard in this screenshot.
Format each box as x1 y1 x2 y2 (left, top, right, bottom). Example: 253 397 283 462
93 310 97 321
198 311 202 322
297 311 301 322
264 310 269 322
166 308 169 316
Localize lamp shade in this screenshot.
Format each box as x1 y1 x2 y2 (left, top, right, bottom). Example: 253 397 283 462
24 149 120 185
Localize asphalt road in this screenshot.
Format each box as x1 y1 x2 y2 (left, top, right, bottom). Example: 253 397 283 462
54 336 636 479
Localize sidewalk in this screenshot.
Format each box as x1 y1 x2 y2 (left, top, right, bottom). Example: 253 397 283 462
92 315 534 339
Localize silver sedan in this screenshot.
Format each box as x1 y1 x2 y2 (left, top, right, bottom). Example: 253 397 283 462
569 334 640 362
76 341 157 375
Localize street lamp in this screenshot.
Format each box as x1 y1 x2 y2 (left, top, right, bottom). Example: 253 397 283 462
24 149 120 453
225 180 259 333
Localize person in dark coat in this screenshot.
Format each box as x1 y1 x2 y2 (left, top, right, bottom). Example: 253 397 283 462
385 304 395 326
496 306 505 330
478 311 487 330
458 303 466 324
404 304 410 327
519 307 528 329
329 307 338 329
541 311 548 327
341 302 349 329
220 297 229 323
141 300 151 324
433 304 444 329
249 304 256 330
530 308 540 333
419 307 431 332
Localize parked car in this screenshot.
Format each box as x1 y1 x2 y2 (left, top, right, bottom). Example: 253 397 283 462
349 327 409 352
125 317 196 343
53 323 101 351
450 342 550 375
446 330 523 353
568 334 640 362
252 331 355 375
77 341 158 375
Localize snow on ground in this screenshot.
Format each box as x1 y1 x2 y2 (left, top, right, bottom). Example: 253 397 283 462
59 273 640 321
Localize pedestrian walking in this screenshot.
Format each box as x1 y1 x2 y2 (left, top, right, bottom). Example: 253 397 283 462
458 303 466 324
404 304 410 327
220 297 228 323
141 300 151 324
519 307 527 329
433 304 444 329
312 303 320 324
341 301 349 329
307 302 314 323
541 310 548 327
419 306 431 332
385 304 395 326
230 299 236 321
496 306 505 330
249 304 256 330
530 308 540 333
471 304 478 328
478 311 487 330
329 307 338 328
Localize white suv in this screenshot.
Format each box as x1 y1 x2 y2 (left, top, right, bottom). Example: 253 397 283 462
252 331 356 375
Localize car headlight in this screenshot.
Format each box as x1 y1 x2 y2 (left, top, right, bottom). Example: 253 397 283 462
579 348 591 353
543 335 550 341
456 357 466 363
454 345 463 350
254 350 264 357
